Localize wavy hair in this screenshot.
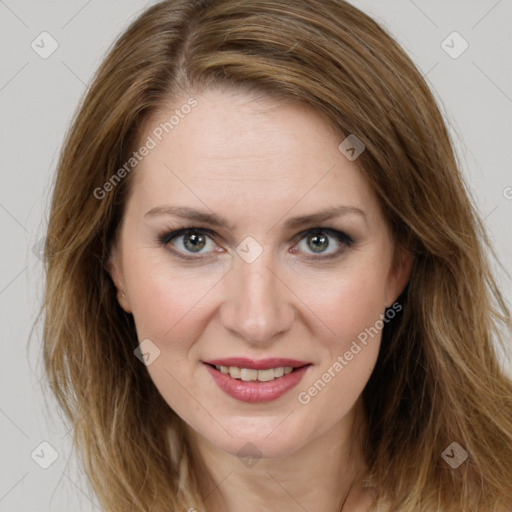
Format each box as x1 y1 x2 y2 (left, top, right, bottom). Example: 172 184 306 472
41 0 512 510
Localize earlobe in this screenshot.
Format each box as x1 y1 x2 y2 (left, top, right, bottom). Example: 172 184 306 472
385 248 413 308
117 290 132 313
107 246 132 313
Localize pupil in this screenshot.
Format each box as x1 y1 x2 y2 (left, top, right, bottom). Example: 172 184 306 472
184 231 205 252
308 232 328 253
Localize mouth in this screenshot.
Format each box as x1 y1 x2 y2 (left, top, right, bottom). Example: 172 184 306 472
203 358 312 403
204 363 309 382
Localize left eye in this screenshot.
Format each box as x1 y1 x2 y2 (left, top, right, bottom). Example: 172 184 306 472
158 227 353 260
294 228 353 258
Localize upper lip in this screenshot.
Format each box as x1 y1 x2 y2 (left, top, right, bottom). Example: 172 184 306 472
204 357 311 370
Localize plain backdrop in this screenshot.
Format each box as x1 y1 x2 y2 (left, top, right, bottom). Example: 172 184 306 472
0 0 511 510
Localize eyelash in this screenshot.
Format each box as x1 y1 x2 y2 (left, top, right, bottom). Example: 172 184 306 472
157 226 354 262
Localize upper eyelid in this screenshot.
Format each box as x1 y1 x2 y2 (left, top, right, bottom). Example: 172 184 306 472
294 226 346 238
161 226 352 250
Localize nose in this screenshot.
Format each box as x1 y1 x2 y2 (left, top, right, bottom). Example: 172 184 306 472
219 249 295 345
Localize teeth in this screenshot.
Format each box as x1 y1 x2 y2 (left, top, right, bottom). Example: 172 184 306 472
256 368 276 382
274 367 285 378
240 368 258 381
228 367 241 379
214 365 297 381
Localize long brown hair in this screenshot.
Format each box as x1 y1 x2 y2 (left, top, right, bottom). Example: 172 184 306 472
41 0 512 510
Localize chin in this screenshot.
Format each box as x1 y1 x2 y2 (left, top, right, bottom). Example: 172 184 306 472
185 416 301 461
224 435 300 462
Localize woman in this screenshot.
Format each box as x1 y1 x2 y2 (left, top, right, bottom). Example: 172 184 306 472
41 0 512 510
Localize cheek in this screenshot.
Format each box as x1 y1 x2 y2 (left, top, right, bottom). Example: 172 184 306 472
301 259 389 348
293 261 388 409
124 248 223 343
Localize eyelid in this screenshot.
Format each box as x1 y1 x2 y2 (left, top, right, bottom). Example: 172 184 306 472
157 227 220 262
293 227 353 245
157 225 354 260
158 226 218 246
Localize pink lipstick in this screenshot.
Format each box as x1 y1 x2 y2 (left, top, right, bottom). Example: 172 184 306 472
203 357 311 403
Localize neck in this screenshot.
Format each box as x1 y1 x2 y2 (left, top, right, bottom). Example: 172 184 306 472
185 399 372 512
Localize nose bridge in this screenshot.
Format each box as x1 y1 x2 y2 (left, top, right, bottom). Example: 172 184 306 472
221 245 291 343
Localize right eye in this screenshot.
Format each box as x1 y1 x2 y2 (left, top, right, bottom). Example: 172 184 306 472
158 227 222 260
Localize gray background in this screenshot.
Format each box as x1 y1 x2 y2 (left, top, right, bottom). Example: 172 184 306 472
0 0 511 510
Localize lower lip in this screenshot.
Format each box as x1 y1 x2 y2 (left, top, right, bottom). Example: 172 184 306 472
205 364 310 403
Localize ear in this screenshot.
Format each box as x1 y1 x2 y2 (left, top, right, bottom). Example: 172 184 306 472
107 243 132 313
384 245 413 308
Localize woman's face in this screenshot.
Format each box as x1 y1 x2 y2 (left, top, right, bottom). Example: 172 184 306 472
109 87 411 459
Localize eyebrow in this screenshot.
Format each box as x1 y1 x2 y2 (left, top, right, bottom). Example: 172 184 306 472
144 205 366 230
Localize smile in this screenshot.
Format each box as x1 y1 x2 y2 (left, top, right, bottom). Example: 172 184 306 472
213 365 294 381
204 358 312 403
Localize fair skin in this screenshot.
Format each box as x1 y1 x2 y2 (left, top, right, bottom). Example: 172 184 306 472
109 87 412 512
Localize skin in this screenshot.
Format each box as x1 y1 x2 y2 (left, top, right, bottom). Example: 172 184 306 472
108 87 412 512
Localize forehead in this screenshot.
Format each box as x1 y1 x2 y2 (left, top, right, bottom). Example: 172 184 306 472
125 88 380 228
